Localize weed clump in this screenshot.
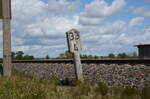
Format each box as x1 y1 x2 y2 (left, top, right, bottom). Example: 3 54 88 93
70 81 92 98
95 82 109 96
141 86 150 99
120 87 140 99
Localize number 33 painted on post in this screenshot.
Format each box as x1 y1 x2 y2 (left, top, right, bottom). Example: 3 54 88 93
66 29 82 53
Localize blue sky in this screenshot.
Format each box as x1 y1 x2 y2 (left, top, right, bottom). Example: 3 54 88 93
30 0 150 27
0 0 150 57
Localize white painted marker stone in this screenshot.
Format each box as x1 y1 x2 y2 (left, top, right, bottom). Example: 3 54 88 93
66 29 84 81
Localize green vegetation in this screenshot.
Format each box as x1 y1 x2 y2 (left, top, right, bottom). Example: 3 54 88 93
12 51 34 60
9 51 138 60
0 72 149 99
45 55 50 59
56 51 138 59
58 51 73 59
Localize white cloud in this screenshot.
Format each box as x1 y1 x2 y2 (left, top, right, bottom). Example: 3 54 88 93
132 6 150 17
78 16 146 55
79 17 104 25
140 27 150 43
81 0 126 18
79 0 126 26
129 17 144 27
48 0 80 16
8 0 79 57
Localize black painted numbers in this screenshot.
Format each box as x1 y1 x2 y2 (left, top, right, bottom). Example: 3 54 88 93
69 32 74 40
74 44 78 51
69 32 80 41
66 29 81 53
75 32 80 40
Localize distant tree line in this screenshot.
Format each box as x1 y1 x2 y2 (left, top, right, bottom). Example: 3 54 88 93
107 52 138 59
0 50 138 60
80 52 138 59
12 51 34 60
56 51 138 59
11 51 53 60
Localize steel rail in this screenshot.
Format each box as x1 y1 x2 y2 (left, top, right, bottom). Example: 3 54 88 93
0 59 149 65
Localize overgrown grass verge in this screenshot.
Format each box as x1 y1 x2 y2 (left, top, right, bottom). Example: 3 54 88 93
0 71 149 99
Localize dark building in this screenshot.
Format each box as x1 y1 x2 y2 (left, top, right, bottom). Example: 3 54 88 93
136 44 150 59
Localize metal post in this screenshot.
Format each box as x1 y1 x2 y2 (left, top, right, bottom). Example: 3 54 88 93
2 0 12 77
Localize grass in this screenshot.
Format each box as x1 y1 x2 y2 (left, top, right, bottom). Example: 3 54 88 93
0 70 149 99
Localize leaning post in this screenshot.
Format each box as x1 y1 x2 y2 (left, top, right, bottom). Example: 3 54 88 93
66 29 84 81
1 0 12 77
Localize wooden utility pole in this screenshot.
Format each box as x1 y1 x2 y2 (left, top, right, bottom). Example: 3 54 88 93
1 0 12 77
66 29 84 81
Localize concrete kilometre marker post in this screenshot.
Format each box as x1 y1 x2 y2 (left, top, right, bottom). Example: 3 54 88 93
1 0 12 77
66 29 84 81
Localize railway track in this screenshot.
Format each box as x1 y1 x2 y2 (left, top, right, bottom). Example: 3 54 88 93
0 59 150 65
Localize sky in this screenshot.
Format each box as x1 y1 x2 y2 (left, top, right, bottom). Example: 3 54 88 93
0 0 150 57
